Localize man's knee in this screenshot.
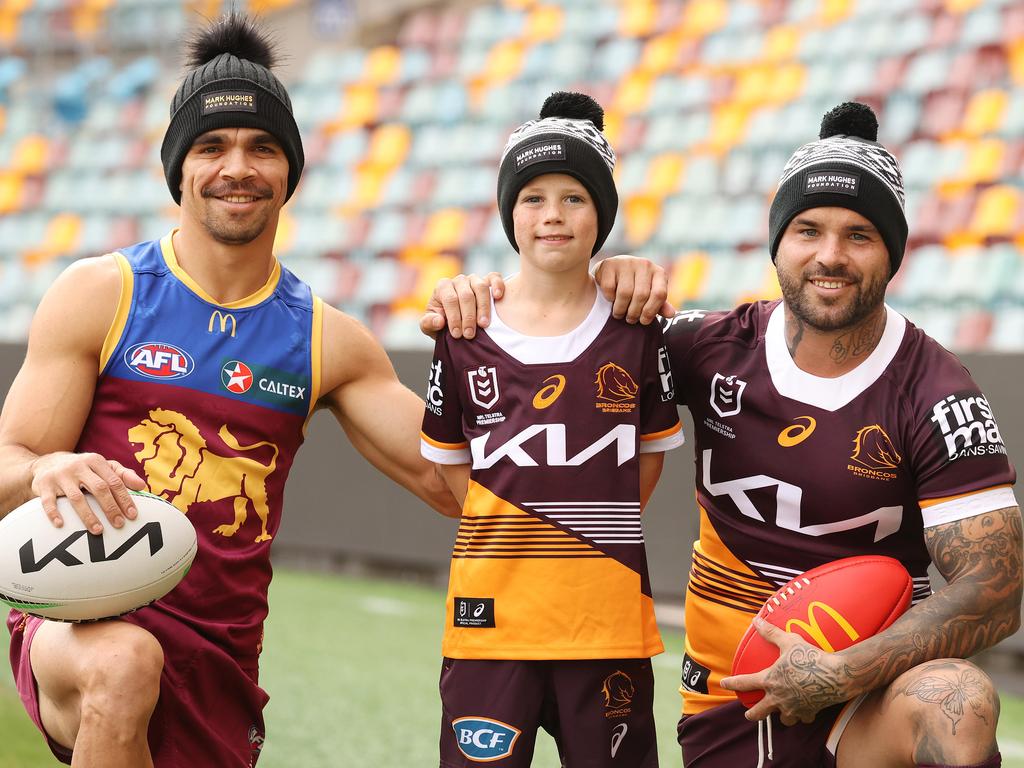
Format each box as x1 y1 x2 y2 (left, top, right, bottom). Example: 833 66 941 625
78 625 164 722
887 659 999 763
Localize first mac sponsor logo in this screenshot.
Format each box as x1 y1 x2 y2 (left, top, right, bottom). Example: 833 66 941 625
125 342 194 380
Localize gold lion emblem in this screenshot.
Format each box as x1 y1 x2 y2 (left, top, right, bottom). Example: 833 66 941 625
602 670 635 709
850 424 902 470
595 362 638 403
128 408 279 543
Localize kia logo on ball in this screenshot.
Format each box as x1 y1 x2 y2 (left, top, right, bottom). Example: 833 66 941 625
19 523 165 574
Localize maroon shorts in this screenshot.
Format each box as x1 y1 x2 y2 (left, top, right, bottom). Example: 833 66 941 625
7 609 269 768
677 698 865 768
439 656 657 767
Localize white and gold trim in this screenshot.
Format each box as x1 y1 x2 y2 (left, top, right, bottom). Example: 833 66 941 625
920 485 1018 528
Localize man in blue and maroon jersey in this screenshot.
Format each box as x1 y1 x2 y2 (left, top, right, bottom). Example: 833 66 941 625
0 14 457 768
422 102 1020 768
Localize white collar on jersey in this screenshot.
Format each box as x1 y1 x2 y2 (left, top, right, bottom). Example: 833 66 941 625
484 281 611 365
764 302 906 411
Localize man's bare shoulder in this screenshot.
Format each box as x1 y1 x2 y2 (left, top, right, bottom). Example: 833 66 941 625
29 254 124 356
318 303 392 398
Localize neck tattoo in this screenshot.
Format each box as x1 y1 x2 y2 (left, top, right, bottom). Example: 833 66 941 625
829 313 885 365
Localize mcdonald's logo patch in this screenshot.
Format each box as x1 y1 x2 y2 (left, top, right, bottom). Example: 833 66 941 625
208 311 237 337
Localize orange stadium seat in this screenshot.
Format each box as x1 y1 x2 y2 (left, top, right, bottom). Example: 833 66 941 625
365 123 411 171
623 194 661 246
614 70 654 114
679 0 728 39
619 0 657 38
524 4 563 42
0 172 22 214
421 209 467 252
647 152 685 199
364 46 403 86
22 213 81 267
667 251 709 304
10 135 48 175
970 184 1020 239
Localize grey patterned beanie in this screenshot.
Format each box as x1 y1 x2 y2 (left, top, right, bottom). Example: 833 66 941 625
497 92 617 256
768 102 907 276
161 14 304 205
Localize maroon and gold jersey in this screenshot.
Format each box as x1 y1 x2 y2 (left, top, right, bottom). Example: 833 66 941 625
663 301 1017 714
421 292 684 660
71 235 321 672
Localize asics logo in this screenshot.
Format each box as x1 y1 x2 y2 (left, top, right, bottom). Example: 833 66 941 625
532 375 566 410
778 416 816 447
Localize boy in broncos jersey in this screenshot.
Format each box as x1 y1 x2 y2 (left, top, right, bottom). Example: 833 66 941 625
420 93 683 767
0 15 458 768
422 103 1020 768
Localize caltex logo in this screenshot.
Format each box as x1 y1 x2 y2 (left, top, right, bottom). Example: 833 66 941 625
222 361 254 393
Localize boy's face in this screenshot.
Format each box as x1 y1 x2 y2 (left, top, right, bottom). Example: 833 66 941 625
512 173 598 271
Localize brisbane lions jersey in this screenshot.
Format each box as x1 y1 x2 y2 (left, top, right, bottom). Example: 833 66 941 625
70 233 320 671
421 291 684 660
663 300 1017 715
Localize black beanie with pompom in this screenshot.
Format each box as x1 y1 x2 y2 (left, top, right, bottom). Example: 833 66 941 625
768 102 907 277
497 91 617 256
160 13 304 204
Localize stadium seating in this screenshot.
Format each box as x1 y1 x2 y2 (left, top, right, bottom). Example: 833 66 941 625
0 0 1021 350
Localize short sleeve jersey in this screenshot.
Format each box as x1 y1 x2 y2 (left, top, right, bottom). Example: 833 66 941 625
662 302 1016 715
421 291 684 660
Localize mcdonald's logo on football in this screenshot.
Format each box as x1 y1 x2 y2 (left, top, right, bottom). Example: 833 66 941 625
208 310 237 337
784 601 860 653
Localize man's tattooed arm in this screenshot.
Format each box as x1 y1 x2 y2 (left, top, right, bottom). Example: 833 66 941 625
837 505 1022 697
725 506 1022 724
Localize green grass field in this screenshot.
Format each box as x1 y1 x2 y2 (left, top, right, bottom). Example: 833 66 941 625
2 569 1023 767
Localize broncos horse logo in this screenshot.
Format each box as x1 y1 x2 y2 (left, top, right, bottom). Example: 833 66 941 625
850 424 902 470
128 408 279 543
602 670 635 709
595 362 638 403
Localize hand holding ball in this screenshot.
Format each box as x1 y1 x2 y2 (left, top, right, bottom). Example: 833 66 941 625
0 490 196 621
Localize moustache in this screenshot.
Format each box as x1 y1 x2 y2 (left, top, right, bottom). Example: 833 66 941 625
202 183 272 200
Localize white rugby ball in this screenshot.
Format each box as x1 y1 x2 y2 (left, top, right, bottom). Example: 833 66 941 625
0 490 197 622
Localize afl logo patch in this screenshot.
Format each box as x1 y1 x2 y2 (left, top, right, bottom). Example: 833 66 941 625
125 343 194 380
222 361 254 394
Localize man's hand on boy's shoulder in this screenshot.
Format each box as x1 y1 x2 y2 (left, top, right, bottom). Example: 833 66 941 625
419 272 505 340
594 256 675 325
418 257 676 339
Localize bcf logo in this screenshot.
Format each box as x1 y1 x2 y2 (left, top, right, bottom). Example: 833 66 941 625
452 717 520 762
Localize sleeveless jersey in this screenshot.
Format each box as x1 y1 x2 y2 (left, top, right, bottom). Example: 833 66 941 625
75 232 322 671
420 292 684 660
662 301 1016 715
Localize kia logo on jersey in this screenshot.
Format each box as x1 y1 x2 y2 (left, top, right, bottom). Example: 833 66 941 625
125 342 194 380
222 361 254 394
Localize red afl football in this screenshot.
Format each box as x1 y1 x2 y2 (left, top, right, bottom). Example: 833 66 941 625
731 555 913 708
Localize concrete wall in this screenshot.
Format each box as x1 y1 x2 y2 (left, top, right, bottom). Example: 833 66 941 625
0 343 1021 652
